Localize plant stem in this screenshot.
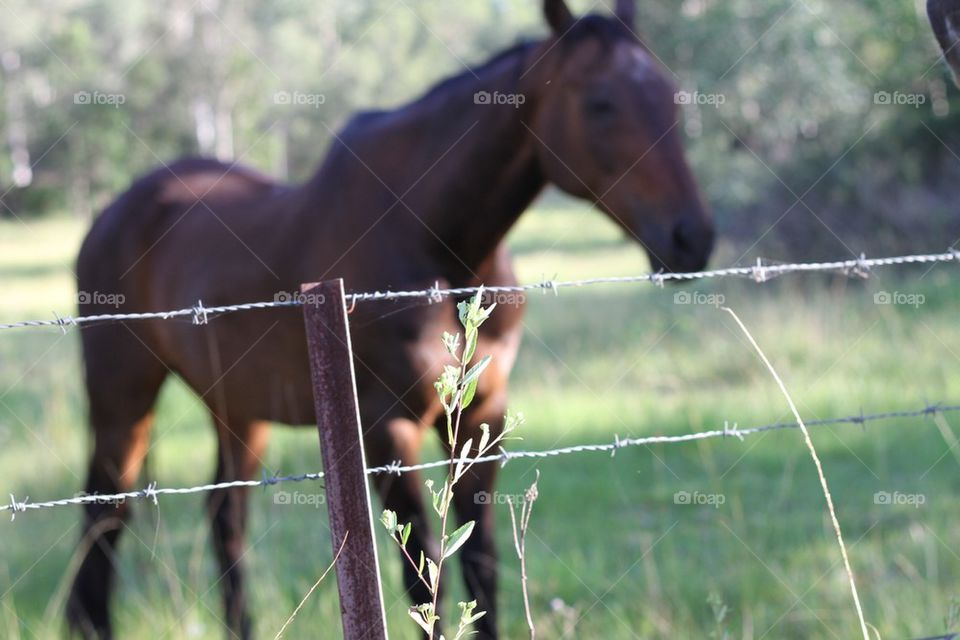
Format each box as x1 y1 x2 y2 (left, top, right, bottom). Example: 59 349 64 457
430 358 469 634
396 539 432 591
722 306 869 640
509 472 538 639
275 533 348 639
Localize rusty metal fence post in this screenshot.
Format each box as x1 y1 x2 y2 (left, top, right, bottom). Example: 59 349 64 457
302 279 388 640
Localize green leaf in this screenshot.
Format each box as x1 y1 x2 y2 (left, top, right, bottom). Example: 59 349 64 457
463 326 478 363
442 331 460 358
468 288 483 318
460 356 491 410
443 520 475 560
458 289 490 333
457 299 471 327
504 410 525 435
435 364 460 410
380 510 397 532
454 438 473 481
478 423 490 454
431 481 448 517
466 609 487 625
417 550 425 575
462 356 491 388
458 600 487 625
400 522 412 547
408 606 433 634
461 375 479 410
427 558 440 591
479 303 496 322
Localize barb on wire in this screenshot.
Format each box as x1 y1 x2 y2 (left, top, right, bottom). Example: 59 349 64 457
3 401 958 519
0 249 957 332
191 301 209 326
7 494 29 521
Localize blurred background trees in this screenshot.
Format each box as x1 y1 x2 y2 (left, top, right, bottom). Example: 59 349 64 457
0 0 958 258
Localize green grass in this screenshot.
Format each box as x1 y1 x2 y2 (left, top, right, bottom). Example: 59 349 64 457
1 208 960 639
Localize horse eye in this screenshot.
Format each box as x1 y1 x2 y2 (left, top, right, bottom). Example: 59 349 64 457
585 97 616 118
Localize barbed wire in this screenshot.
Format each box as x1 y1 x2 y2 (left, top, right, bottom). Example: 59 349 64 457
4 400 956 519
1 249 958 333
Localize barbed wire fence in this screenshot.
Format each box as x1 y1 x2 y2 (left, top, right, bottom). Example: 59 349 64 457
2 247 960 518
3 247 960 636
4 400 958 519
0 249 957 333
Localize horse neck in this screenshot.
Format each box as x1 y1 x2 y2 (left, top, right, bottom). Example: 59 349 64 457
424 93 545 280
342 44 549 283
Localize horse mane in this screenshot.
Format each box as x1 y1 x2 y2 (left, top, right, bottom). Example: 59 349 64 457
347 14 637 126
417 16 636 103
342 41 536 130
417 40 538 101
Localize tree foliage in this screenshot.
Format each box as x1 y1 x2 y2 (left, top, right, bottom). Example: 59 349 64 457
1 0 958 255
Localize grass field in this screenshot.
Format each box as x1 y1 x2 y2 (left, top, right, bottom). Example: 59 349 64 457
1 207 960 639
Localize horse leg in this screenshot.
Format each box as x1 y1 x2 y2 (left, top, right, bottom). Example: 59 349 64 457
206 416 269 640
67 329 166 639
365 412 438 619
447 392 507 640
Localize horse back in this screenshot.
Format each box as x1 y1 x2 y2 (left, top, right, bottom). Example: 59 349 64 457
76 157 280 302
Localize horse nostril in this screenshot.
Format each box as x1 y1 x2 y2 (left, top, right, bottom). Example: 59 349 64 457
673 220 698 252
672 219 715 258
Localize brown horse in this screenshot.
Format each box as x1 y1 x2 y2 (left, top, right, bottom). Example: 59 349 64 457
929 0 960 83
67 1 713 638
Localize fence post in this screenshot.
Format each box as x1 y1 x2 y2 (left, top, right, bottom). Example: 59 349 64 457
302 279 388 640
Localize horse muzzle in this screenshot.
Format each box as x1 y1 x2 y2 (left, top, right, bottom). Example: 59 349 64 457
643 216 715 275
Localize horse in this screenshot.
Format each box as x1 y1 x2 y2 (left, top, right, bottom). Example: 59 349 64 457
67 0 714 637
929 0 960 83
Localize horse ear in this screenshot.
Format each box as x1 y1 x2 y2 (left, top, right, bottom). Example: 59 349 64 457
615 0 637 28
928 0 960 85
544 0 575 34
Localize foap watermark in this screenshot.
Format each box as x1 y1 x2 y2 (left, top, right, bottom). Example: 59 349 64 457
474 91 526 108
480 290 526 308
78 291 125 308
673 490 725 508
874 291 924 308
273 290 327 306
873 91 926 109
273 490 325 508
674 91 726 108
874 491 925 508
474 491 526 505
273 90 326 108
74 90 126 108
674 290 725 307
74 491 126 506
